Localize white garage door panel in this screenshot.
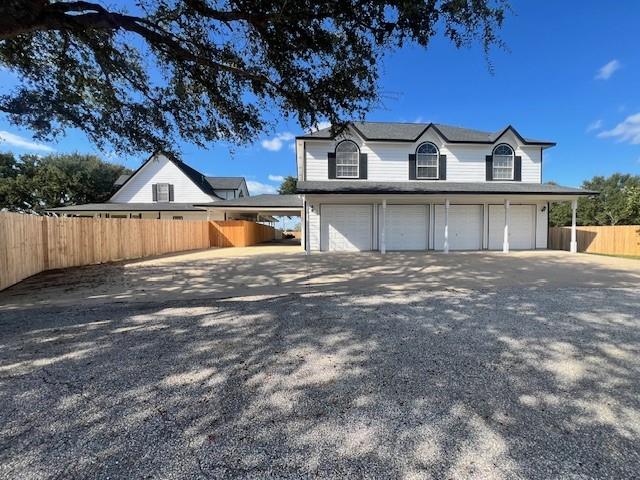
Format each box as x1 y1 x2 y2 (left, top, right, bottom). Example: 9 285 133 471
489 205 536 250
382 205 428 250
321 205 372 251
434 205 483 250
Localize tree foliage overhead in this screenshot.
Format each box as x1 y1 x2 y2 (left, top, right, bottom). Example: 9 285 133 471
0 151 131 212
0 0 508 155
549 174 640 227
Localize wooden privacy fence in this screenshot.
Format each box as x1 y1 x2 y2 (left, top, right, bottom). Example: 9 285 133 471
549 225 640 256
0 213 277 291
209 220 277 247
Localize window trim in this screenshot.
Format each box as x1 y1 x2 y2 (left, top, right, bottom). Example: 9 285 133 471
156 182 171 202
335 140 360 179
415 142 440 180
492 144 515 181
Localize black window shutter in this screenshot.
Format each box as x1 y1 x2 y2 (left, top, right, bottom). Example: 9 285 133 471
169 184 175 201
359 153 368 179
152 184 158 201
328 152 336 179
485 155 493 181
408 154 416 180
514 156 522 181
439 154 447 180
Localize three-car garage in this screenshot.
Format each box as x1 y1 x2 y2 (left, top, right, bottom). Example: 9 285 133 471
317 202 540 252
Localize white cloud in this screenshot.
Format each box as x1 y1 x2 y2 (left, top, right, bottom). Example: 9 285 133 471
595 59 621 80
0 131 54 152
586 119 603 133
598 113 640 144
268 174 284 182
246 180 277 195
288 142 296 151
261 132 295 151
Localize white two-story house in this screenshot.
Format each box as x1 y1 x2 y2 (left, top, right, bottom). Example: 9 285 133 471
296 122 594 253
48 152 250 220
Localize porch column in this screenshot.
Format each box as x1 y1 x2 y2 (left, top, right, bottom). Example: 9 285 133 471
503 199 510 253
443 199 450 254
302 198 308 255
570 198 578 253
380 199 387 254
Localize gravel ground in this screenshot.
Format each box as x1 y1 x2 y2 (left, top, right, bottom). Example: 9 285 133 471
1 281 639 479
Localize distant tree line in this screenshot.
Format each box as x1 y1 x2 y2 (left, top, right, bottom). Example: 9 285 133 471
549 174 640 226
0 152 131 213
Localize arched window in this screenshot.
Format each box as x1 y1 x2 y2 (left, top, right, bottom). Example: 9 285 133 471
335 140 359 178
416 142 439 179
493 144 514 180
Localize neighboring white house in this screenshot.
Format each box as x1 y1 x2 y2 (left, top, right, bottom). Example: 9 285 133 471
296 122 595 253
48 152 250 220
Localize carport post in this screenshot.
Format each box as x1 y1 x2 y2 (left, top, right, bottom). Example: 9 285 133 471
503 199 510 253
443 199 449 254
381 199 387 254
570 198 578 253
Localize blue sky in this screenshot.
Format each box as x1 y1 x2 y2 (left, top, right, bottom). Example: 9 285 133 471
1 1 639 194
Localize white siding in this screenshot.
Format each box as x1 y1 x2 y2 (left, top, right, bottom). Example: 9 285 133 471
111 154 217 203
303 128 543 183
536 201 548 248
306 142 330 181
307 202 321 251
59 210 210 220
296 139 305 180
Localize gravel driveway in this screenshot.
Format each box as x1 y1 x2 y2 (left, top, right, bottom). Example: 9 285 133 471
1 252 640 479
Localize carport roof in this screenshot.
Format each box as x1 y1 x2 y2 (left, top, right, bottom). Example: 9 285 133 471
47 202 206 212
196 194 302 208
296 181 597 196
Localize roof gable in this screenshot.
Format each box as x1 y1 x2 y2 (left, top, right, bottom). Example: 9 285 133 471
110 152 222 202
205 177 245 190
298 121 555 146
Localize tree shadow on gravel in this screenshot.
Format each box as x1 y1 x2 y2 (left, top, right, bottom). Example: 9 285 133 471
1 285 640 478
1 251 639 309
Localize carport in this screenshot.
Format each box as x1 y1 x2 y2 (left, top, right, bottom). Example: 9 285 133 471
197 193 303 235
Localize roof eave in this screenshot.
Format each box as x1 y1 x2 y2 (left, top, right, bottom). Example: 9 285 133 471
297 189 594 196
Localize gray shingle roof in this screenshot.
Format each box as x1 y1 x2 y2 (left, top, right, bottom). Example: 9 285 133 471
298 122 555 145
296 181 595 196
196 194 302 208
47 203 206 212
114 174 131 186
205 177 245 190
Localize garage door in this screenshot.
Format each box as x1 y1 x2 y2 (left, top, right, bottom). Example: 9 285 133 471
381 205 428 250
488 204 536 250
434 205 483 250
321 205 372 251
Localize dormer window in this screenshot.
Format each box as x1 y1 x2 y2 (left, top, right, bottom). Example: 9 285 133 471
416 142 439 179
492 144 514 180
335 141 359 178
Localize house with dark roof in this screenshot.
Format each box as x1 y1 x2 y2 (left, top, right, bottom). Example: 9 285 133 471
47 153 257 220
296 121 595 253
